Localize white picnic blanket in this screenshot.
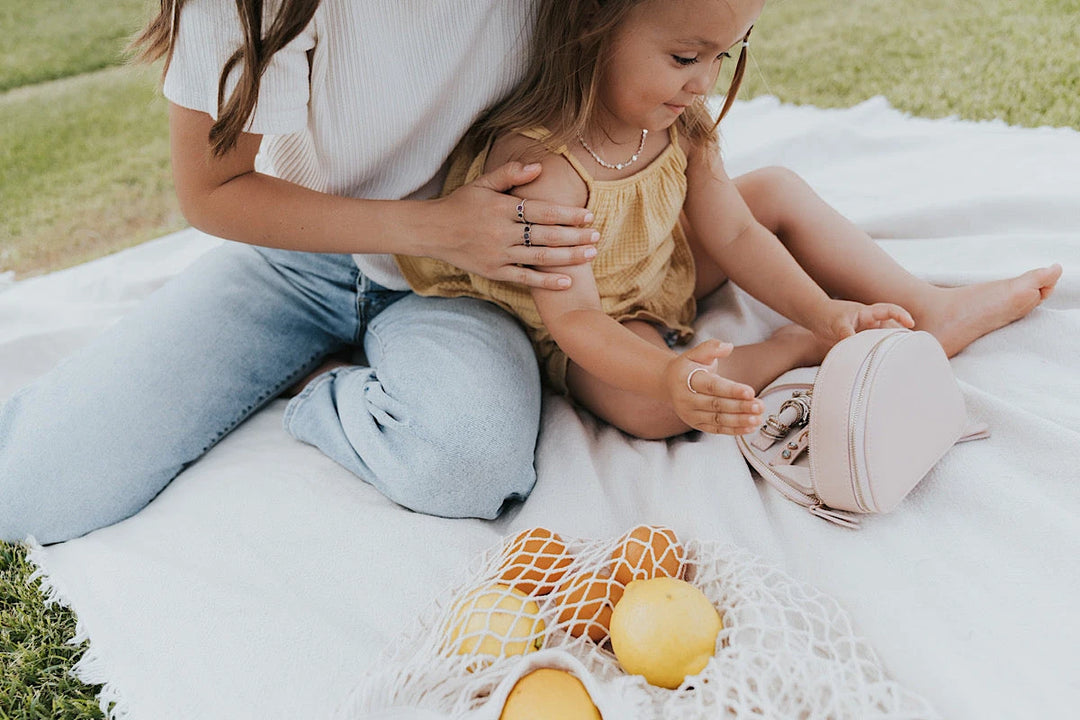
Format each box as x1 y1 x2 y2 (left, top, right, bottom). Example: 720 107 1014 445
5 96 1079 720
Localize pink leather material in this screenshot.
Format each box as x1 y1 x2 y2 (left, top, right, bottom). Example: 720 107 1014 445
736 329 988 527
769 428 809 466
809 329 967 513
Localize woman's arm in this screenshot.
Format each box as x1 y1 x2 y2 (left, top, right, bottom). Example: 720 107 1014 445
683 141 911 339
169 104 598 289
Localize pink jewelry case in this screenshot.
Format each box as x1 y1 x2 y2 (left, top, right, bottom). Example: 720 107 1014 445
737 329 989 528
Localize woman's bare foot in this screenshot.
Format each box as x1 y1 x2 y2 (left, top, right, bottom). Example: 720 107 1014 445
770 323 833 368
915 264 1062 357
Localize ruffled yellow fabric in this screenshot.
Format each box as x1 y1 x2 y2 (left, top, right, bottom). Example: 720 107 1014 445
396 126 696 393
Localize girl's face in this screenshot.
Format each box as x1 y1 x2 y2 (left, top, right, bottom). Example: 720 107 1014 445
594 0 764 138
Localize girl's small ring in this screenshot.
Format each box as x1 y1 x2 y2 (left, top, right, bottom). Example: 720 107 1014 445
686 367 708 394
522 223 532 247
516 199 527 222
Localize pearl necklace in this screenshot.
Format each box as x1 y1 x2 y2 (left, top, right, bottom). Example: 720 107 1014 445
577 128 649 171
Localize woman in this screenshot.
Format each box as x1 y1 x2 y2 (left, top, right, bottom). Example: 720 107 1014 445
0 0 595 544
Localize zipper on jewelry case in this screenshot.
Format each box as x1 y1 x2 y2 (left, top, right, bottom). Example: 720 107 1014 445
847 332 904 513
809 502 861 529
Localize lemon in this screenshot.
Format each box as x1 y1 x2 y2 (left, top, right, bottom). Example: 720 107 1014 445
499 668 601 720
446 583 545 661
609 577 722 689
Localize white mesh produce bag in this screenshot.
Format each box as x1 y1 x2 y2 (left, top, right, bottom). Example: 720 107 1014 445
339 527 938 719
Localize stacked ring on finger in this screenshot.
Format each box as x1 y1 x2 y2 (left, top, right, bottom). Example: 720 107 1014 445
516 198 527 222
522 223 532 247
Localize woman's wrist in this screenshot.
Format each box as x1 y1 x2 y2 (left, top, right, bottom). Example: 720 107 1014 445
370 197 432 258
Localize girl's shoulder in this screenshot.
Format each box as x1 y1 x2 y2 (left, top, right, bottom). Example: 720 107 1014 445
486 131 589 208
677 129 718 167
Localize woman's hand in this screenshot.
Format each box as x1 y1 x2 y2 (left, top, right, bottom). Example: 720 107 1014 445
419 161 599 290
812 300 915 344
664 340 763 435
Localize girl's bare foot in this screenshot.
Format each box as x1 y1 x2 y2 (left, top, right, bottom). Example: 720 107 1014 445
770 323 833 368
915 264 1062 357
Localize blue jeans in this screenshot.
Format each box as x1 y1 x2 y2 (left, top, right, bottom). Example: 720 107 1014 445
0 243 541 544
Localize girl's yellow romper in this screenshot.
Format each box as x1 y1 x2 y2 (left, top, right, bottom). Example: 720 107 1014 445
396 126 697 394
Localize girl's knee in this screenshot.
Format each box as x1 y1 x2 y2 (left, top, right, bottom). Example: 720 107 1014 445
738 165 806 197
736 166 809 234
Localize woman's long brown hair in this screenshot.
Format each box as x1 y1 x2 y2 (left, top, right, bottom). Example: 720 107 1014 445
129 0 320 157
466 0 751 158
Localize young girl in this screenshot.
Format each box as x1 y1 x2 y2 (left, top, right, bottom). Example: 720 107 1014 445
397 0 1061 440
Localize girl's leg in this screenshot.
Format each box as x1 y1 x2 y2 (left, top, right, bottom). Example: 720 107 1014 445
718 166 1061 356
0 243 361 544
566 321 826 440
283 294 541 519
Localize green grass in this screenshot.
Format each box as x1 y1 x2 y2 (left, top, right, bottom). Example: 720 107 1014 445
0 0 150 92
2 1 1079 717
0 64 185 276
3 0 1079 279
735 0 1080 128
0 0 184 280
0 544 104 719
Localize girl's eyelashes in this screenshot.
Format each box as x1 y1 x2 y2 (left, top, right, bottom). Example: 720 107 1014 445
672 51 732 67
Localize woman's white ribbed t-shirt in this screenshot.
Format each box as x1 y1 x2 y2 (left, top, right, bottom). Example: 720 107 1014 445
163 0 535 290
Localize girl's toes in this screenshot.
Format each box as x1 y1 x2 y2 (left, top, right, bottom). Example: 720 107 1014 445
1036 263 1063 293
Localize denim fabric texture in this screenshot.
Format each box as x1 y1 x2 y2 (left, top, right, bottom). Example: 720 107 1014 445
0 243 540 543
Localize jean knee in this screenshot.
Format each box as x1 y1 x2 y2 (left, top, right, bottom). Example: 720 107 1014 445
0 413 78 543
0 429 156 544
0 444 26 542
391 391 540 519
393 441 537 520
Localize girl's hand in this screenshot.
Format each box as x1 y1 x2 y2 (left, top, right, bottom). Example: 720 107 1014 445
814 300 915 344
664 340 763 435
423 161 599 290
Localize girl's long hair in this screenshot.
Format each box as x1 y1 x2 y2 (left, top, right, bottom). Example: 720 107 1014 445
129 0 320 157
466 0 751 157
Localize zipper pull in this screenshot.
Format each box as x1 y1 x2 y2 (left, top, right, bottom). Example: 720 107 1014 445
809 503 861 529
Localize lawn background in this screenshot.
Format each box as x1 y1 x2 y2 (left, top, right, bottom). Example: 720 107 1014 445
1 0 1078 717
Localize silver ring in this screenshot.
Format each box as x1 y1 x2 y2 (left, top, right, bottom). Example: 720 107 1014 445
686 367 708 394
516 199 527 222
522 223 532 247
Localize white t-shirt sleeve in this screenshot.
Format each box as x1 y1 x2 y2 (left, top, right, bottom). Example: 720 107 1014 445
162 0 315 135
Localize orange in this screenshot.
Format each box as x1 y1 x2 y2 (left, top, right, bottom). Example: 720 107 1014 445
497 527 573 596
555 570 624 643
610 525 685 586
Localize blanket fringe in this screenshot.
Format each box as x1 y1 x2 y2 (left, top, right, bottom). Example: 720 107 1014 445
24 538 133 720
